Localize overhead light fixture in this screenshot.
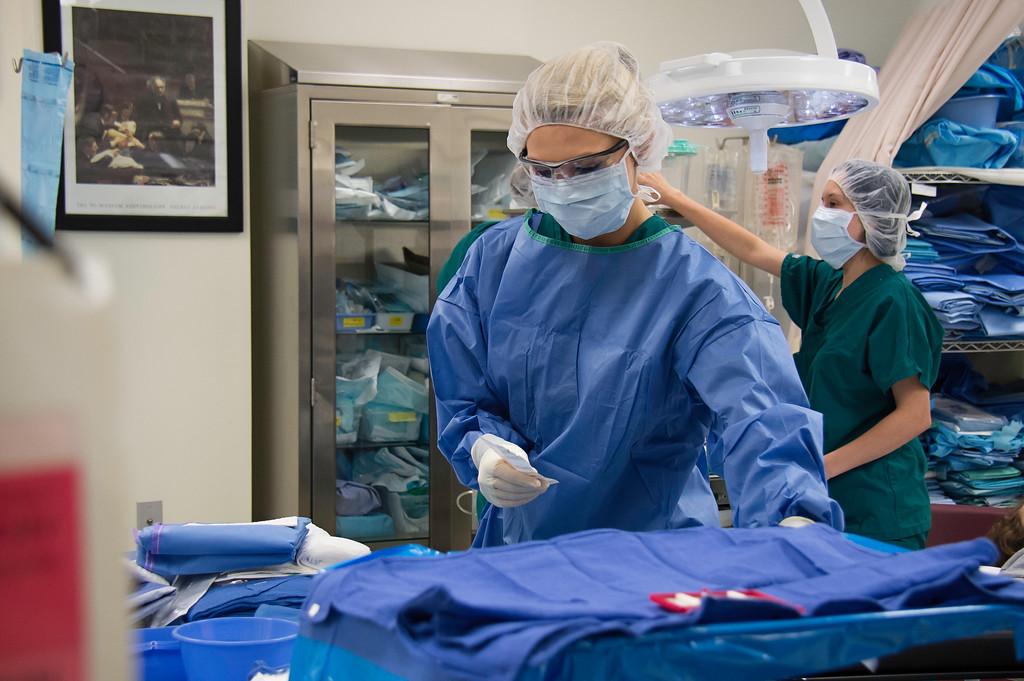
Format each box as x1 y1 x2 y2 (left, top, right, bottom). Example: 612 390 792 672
648 0 879 173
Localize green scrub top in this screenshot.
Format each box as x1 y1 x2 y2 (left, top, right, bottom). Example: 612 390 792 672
781 253 944 542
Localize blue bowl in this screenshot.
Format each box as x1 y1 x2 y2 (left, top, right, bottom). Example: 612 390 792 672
172 617 298 681
136 627 188 681
931 94 1008 129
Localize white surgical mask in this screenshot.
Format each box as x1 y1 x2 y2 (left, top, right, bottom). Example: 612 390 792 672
530 156 638 240
811 206 865 269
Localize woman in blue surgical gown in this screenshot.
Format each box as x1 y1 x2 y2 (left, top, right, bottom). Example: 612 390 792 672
427 42 842 548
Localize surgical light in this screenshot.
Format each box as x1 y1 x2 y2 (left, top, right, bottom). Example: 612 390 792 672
648 0 879 173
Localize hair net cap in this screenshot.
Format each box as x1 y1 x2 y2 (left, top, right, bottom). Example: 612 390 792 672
829 159 916 271
508 42 673 173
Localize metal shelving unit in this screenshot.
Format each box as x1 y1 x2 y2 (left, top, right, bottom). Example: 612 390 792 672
899 167 1024 186
942 339 1024 354
903 162 1024 511
942 337 1024 352
901 170 989 185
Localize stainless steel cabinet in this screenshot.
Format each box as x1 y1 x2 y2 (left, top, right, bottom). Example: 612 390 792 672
249 42 538 550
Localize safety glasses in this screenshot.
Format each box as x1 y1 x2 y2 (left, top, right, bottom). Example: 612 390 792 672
519 139 629 181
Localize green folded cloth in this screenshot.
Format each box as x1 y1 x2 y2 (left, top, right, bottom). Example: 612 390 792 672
952 466 1021 482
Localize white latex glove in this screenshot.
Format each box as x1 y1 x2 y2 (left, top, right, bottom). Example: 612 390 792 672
296 523 370 569
778 516 815 528
471 434 556 508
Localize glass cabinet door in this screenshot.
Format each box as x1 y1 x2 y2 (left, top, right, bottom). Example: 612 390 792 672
440 108 519 546
448 108 524 239
310 101 451 546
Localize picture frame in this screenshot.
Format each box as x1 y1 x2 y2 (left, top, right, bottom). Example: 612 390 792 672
42 0 242 233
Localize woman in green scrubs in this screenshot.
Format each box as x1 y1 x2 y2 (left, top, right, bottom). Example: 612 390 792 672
642 159 943 549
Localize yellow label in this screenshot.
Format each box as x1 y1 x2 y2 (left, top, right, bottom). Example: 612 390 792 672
342 317 366 328
388 411 418 423
387 316 405 326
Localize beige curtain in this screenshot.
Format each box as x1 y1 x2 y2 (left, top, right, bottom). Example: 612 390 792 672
801 0 1024 253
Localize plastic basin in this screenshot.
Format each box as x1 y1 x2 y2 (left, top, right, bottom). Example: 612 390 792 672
136 626 188 681
172 617 298 681
930 94 1007 129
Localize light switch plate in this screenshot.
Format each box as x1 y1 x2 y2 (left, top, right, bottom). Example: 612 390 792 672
137 500 163 529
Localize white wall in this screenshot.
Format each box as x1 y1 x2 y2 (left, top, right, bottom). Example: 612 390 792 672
1 3 251 525
244 0 921 69
0 0 928 525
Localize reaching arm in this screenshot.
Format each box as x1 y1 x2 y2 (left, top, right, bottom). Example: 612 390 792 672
824 377 932 479
680 314 843 529
640 172 786 277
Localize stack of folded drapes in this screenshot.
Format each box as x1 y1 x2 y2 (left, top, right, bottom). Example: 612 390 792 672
902 186 1024 338
129 518 368 627
924 396 1024 507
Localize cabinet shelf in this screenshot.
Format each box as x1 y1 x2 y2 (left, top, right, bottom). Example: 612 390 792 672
335 219 430 228
363 535 430 548
337 439 427 450
336 329 426 336
942 339 1024 353
898 167 1024 186
336 312 429 335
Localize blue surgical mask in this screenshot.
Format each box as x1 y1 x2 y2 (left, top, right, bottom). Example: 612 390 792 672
811 206 864 268
530 156 636 240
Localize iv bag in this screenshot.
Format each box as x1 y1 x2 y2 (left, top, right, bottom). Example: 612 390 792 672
750 143 803 250
704 146 744 217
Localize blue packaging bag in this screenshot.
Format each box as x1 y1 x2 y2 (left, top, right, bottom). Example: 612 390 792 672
896 119 1019 169
20 50 74 251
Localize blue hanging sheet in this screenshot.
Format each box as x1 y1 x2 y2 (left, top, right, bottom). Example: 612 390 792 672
20 50 74 251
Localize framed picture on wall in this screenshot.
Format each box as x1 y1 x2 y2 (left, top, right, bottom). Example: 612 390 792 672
42 0 242 232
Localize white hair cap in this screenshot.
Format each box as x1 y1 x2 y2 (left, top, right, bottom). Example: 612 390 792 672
507 42 673 173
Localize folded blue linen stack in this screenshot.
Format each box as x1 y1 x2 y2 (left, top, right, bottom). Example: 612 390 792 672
924 396 1024 507
904 237 941 264
131 518 368 627
922 291 982 332
136 519 313 578
902 203 1024 339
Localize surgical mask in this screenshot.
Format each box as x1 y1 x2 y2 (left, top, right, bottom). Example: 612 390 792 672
530 155 639 240
811 206 865 269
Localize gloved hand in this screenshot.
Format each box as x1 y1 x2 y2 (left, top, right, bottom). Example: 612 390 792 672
778 516 816 528
471 434 554 508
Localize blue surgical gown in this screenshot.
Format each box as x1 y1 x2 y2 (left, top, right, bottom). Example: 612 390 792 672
428 211 842 546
